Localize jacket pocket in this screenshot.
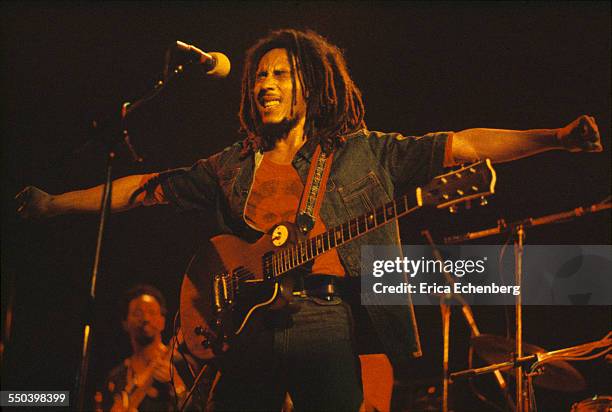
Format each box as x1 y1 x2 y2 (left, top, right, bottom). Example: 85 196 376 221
337 171 391 217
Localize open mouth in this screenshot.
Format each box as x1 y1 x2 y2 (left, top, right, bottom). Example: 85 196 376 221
259 95 281 110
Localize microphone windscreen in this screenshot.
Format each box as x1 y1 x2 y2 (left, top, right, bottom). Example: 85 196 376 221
206 52 231 78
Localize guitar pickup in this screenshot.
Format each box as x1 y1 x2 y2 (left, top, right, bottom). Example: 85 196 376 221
213 273 234 309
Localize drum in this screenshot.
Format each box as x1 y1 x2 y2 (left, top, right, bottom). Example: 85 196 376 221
570 395 612 412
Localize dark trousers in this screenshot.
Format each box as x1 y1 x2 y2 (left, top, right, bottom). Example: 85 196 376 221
209 297 363 411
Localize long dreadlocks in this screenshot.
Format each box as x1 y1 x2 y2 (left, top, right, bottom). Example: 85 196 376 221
239 29 366 155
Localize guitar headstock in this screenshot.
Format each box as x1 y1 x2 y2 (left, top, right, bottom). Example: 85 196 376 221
418 159 497 210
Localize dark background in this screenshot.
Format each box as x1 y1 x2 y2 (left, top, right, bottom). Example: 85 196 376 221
1 2 610 411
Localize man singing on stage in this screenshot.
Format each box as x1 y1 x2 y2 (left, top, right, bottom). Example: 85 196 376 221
17 29 601 411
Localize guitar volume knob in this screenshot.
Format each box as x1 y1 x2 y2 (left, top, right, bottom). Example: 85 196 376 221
194 325 206 336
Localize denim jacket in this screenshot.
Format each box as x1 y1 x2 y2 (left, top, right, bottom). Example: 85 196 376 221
162 128 451 362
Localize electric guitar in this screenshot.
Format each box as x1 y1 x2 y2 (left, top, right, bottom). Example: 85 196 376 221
180 159 497 360
110 346 172 412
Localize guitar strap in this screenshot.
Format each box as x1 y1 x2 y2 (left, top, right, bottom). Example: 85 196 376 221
296 144 334 235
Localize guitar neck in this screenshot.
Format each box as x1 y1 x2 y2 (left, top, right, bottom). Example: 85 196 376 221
270 189 422 277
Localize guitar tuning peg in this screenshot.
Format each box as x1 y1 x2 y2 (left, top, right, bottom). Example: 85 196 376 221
480 196 488 206
449 205 459 214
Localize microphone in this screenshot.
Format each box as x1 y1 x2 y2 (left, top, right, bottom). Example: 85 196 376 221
175 40 231 78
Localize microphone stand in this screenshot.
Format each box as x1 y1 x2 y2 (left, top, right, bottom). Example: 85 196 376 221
74 49 201 410
443 201 611 245
514 225 525 412
74 138 115 411
421 230 515 412
442 199 611 412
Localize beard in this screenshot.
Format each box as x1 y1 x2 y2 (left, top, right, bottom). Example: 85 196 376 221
133 325 156 346
258 116 301 148
134 332 155 346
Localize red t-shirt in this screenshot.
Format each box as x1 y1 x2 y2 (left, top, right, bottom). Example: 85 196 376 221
244 155 345 277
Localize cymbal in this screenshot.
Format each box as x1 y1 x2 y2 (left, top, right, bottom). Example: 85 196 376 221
471 334 586 392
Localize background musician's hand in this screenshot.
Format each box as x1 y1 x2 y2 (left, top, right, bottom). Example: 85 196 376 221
557 115 603 152
151 356 171 383
15 186 54 219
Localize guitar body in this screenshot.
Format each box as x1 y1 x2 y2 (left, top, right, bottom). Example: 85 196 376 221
180 226 297 360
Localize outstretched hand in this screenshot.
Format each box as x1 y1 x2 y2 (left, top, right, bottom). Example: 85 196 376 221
15 186 53 219
557 115 603 152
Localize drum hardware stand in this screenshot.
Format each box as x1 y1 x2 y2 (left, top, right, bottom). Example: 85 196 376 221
74 45 209 410
450 351 539 411
449 334 612 407
443 199 611 412
421 230 515 412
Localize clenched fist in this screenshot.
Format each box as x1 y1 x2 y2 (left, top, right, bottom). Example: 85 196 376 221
557 115 603 152
15 186 54 219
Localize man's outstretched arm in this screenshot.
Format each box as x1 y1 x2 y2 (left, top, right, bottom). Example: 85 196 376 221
451 115 602 164
15 174 152 219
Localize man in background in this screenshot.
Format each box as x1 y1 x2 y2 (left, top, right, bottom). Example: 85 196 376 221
101 284 188 412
